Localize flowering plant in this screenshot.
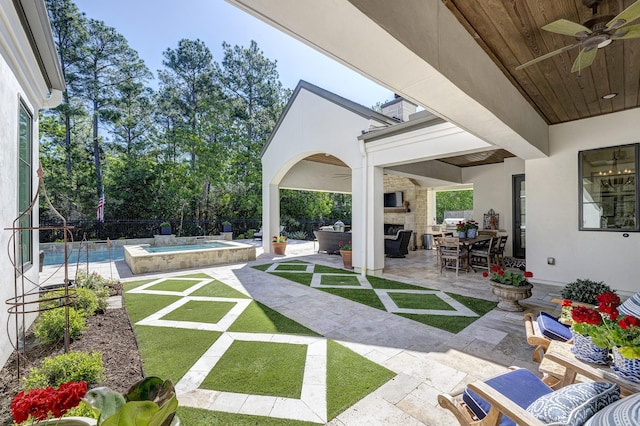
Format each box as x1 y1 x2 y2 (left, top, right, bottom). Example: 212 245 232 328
11 381 87 424
482 264 533 287
272 235 287 243
339 240 352 251
456 220 479 232
571 292 640 358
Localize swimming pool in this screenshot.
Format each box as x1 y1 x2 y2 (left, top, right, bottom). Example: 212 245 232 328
43 246 124 265
124 241 256 274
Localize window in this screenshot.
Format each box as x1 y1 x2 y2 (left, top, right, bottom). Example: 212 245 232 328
18 101 33 265
579 144 639 231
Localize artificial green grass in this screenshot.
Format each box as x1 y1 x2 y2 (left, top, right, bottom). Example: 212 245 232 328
124 293 181 323
200 341 308 398
389 292 455 310
320 275 361 286
148 278 199 292
367 275 434 290
176 407 320 425
326 340 395 420
160 300 236 324
189 280 249 298
272 263 309 271
228 301 320 336
321 288 386 310
314 264 356 274
133 325 221 383
258 261 497 333
123 279 156 291
397 292 497 333
270 272 313 286
252 264 271 272
177 273 213 279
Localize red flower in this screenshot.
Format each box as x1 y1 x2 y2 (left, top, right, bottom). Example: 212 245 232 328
571 305 603 326
491 264 500 272
619 315 640 330
596 292 620 307
497 270 504 276
482 272 488 278
11 381 87 423
339 241 344 246
561 299 572 308
524 271 533 278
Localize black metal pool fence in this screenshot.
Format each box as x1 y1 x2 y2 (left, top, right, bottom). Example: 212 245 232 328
38 218 351 243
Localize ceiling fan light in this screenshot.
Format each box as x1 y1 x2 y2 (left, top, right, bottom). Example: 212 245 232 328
602 93 618 99
597 38 612 48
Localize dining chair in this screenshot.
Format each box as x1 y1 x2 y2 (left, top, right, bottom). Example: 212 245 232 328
469 236 495 272
440 236 469 276
491 235 508 268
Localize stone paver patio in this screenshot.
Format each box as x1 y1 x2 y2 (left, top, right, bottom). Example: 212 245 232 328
41 239 563 425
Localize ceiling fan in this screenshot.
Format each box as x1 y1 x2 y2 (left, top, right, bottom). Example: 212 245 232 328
516 0 640 73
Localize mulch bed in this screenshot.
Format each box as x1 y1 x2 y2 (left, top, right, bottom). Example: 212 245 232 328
0 303 144 424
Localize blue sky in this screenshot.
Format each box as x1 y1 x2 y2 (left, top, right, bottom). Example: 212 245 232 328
73 0 393 108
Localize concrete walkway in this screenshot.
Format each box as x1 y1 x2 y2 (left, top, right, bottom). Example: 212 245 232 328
40 240 563 425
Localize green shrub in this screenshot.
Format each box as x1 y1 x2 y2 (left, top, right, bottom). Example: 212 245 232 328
23 351 105 389
40 288 99 316
33 307 87 344
287 230 308 240
246 229 255 239
561 279 615 305
76 268 117 307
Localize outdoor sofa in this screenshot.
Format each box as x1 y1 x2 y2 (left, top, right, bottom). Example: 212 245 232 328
313 230 351 254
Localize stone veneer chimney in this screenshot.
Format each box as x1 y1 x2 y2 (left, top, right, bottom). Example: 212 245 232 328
380 94 418 122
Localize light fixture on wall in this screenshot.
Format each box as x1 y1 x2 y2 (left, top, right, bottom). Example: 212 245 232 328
598 149 634 188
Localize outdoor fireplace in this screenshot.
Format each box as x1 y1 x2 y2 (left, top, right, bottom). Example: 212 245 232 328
384 223 404 235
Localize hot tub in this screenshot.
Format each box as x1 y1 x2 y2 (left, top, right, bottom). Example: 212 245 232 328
123 241 256 274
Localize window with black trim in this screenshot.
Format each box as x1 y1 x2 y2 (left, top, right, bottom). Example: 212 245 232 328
18 101 33 265
579 144 639 231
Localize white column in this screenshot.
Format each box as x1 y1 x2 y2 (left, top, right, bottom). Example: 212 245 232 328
366 165 385 275
262 183 280 253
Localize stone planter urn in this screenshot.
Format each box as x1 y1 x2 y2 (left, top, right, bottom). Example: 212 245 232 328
489 280 533 311
340 250 352 269
272 242 287 255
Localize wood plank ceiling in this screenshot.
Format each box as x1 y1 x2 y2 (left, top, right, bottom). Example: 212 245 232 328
444 0 640 125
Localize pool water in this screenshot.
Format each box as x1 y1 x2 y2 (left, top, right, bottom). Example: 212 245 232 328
43 246 125 265
144 242 232 253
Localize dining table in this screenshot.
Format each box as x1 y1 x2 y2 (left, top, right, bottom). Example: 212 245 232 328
457 235 493 272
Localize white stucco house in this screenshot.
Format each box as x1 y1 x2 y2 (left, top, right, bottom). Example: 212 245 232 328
230 0 640 297
0 0 64 367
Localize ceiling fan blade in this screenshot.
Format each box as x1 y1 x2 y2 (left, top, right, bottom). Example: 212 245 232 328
611 23 640 39
606 0 640 30
571 47 598 73
515 44 579 70
542 19 591 36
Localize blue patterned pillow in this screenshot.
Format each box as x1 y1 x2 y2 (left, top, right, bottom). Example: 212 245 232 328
584 392 640 425
526 382 619 426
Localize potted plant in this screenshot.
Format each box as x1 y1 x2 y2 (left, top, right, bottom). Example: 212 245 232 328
483 265 533 311
569 292 640 380
561 279 614 306
339 240 352 269
455 221 468 238
159 222 171 235
222 221 232 233
272 235 287 255
465 220 479 239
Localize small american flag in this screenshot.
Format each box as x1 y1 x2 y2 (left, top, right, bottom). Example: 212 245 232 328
97 193 105 222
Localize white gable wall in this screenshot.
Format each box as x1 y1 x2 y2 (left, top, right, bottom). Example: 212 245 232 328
527 108 640 294
262 87 376 268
